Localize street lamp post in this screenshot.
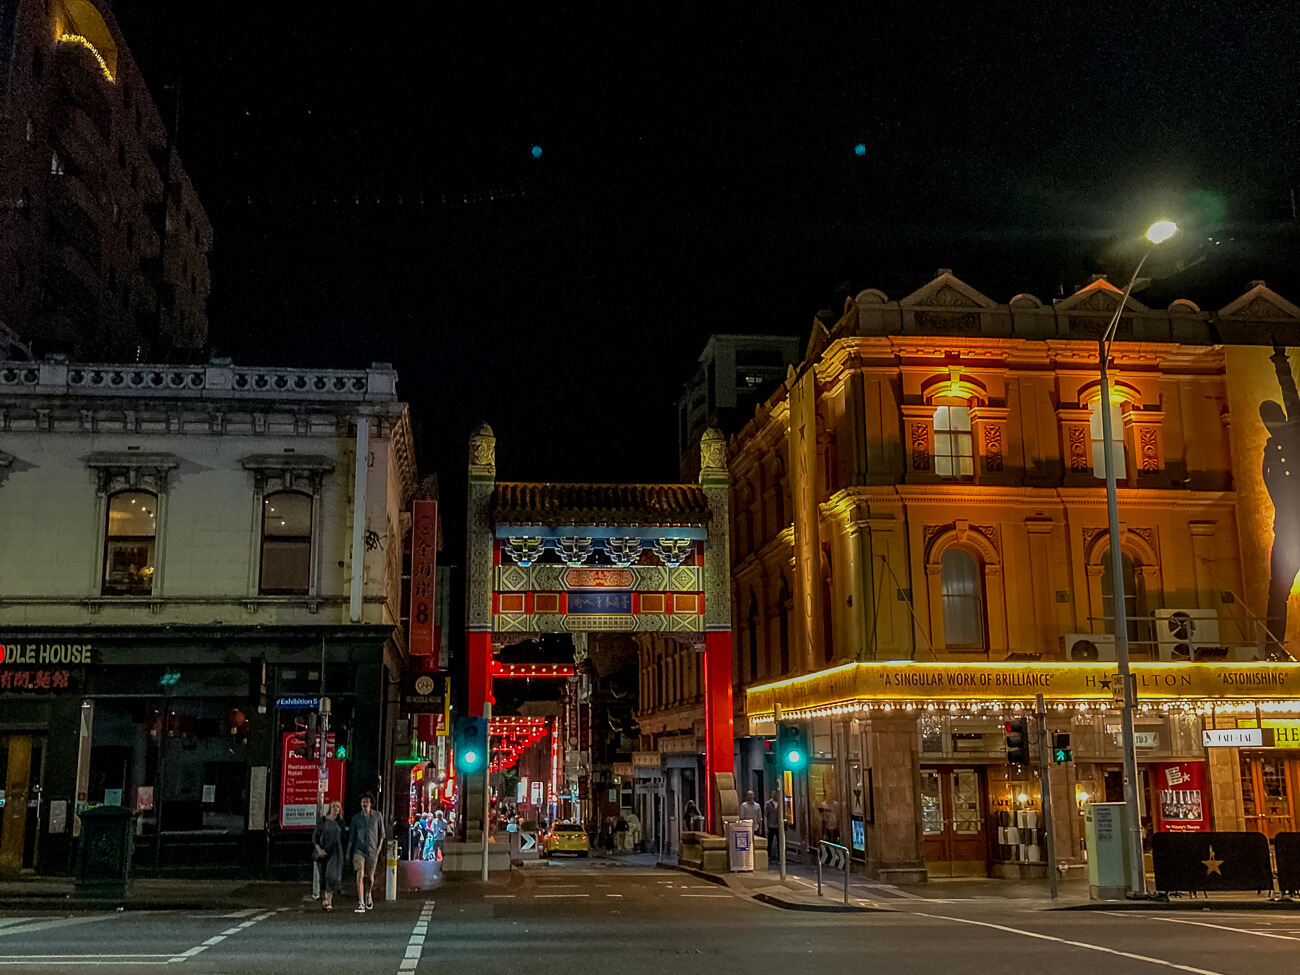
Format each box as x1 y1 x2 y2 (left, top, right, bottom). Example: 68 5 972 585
1098 219 1176 898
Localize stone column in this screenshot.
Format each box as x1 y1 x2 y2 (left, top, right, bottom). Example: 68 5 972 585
700 427 736 830
864 713 927 883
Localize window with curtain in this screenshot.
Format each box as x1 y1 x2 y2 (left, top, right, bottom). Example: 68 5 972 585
1090 400 1126 478
940 548 984 649
102 490 157 595
259 491 312 594
933 405 974 477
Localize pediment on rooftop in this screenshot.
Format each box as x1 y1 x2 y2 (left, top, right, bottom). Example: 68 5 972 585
899 270 996 311
1054 277 1150 315
1218 282 1300 322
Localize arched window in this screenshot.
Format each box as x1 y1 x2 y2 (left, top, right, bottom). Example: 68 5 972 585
259 491 312 595
1101 553 1143 648
933 403 974 478
102 490 157 595
778 577 792 674
940 548 984 649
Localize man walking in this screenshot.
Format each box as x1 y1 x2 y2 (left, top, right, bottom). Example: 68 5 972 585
739 790 763 829
348 793 385 913
764 789 782 862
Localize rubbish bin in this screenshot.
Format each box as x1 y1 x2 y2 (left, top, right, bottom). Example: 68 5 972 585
725 821 755 872
75 805 134 897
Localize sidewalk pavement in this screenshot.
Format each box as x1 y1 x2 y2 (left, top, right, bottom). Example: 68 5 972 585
658 855 1300 912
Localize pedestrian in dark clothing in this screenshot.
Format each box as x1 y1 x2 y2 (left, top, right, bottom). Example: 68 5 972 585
312 800 345 911
348 793 386 913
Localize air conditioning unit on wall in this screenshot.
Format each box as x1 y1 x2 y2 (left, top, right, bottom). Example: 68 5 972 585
1063 634 1117 661
1153 609 1220 661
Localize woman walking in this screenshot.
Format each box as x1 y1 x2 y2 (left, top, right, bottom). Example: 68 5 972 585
312 800 346 911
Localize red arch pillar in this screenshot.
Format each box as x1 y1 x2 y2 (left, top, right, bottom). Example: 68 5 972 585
703 630 734 828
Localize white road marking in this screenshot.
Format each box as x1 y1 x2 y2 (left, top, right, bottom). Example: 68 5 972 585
681 894 733 898
535 894 590 898
393 900 435 975
911 912 1230 975
484 894 515 899
0 915 117 938
166 907 280 964
606 894 623 898
1127 914 1300 943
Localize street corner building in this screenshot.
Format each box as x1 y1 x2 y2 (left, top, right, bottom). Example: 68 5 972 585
718 270 1300 882
0 359 420 878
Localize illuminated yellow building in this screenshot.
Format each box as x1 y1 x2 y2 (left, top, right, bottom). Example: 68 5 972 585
727 270 1300 880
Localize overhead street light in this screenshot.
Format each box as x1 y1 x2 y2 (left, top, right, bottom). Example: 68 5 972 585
1099 219 1178 898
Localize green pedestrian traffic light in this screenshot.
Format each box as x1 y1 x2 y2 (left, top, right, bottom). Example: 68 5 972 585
1052 732 1072 764
776 722 808 772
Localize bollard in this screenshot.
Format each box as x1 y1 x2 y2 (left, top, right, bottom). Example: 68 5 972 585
385 839 398 901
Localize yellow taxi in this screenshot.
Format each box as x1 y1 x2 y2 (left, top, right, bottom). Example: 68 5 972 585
542 822 589 857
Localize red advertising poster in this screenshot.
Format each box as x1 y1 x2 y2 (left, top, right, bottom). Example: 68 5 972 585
409 500 438 655
1154 761 1210 833
280 732 346 828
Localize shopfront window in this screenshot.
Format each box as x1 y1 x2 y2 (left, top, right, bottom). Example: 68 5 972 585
102 490 156 595
808 761 843 847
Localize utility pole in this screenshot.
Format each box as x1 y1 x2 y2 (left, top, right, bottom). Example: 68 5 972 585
1035 693 1058 901
774 703 787 881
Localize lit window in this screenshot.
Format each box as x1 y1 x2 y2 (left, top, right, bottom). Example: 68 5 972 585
259 491 312 594
1090 400 1126 478
941 549 984 649
933 405 973 477
50 152 64 175
103 490 156 595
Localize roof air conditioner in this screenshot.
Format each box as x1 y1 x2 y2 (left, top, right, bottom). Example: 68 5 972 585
1064 634 1117 661
1153 609 1220 661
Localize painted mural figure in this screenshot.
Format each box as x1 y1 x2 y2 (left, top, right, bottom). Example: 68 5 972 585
1260 343 1300 659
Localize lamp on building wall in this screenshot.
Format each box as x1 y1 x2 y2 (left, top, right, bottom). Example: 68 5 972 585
1099 219 1177 898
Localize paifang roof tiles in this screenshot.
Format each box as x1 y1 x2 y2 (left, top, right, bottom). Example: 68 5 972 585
492 482 712 526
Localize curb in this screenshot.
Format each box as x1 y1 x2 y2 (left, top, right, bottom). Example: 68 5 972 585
1056 898 1300 911
752 892 883 913
655 862 728 886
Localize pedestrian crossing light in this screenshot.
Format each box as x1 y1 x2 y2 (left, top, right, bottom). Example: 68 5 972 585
1052 732 1072 764
455 716 489 773
776 722 808 772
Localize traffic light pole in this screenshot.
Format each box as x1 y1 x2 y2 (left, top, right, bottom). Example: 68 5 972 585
481 701 492 883
1034 694 1057 901
774 704 786 881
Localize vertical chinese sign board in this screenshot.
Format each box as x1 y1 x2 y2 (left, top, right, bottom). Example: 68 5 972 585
280 733 346 828
410 500 438 656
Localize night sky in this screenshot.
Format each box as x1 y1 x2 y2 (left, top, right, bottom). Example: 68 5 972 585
112 1 1300 520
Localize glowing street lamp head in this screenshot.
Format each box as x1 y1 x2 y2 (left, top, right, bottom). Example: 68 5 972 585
1145 220 1178 245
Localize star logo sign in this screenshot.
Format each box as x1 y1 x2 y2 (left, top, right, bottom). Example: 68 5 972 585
1201 846 1223 875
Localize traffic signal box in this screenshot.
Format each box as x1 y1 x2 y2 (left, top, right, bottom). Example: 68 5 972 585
776 722 808 771
1052 732 1072 764
1004 716 1030 765
454 716 488 773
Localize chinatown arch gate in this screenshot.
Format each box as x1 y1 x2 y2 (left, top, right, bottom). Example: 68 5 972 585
464 424 736 829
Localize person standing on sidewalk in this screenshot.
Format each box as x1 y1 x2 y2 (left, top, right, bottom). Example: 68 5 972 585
764 789 782 855
739 791 762 829
312 801 345 912
348 793 386 913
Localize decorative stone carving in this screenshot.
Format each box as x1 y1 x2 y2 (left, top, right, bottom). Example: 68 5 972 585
469 423 496 472
699 427 727 474
983 425 1003 472
971 524 1001 552
911 423 931 471
1067 425 1089 471
1139 427 1160 470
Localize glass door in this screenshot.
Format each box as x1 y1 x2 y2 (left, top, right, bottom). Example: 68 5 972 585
921 767 988 877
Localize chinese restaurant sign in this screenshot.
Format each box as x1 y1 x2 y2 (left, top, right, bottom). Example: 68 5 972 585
746 662 1300 715
409 500 438 655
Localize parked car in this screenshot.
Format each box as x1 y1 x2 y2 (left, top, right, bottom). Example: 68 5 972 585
542 822 590 857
